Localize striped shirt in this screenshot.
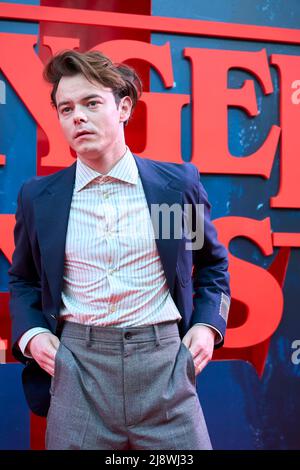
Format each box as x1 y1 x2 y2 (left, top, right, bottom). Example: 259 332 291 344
59 148 181 326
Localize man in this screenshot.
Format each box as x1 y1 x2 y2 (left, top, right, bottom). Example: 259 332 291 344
9 50 230 450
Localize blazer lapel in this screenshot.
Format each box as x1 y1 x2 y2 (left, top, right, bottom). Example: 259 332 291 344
33 162 76 314
133 155 183 295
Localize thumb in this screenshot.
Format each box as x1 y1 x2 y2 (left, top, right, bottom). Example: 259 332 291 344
182 332 192 349
49 334 60 350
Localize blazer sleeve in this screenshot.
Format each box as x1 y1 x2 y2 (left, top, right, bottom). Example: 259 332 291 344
8 183 50 363
190 165 231 348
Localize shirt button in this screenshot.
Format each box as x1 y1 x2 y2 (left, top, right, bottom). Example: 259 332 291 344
103 192 109 199
124 332 132 340
110 305 116 313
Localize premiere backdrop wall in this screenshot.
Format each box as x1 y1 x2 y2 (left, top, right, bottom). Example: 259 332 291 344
0 0 300 449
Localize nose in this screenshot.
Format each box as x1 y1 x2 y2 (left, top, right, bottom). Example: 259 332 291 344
73 106 87 124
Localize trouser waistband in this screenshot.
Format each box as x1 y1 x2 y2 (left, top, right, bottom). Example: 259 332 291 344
60 320 180 345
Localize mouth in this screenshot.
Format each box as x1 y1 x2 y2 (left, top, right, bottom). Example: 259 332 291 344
74 130 94 140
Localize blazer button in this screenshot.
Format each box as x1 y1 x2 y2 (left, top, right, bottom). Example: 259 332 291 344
124 332 132 340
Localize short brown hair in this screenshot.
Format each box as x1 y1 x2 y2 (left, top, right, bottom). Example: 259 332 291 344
43 49 142 121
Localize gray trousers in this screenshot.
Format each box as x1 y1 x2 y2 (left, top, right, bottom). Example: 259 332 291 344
46 320 212 450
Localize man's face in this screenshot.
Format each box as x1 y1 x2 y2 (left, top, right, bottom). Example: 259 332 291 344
55 73 131 161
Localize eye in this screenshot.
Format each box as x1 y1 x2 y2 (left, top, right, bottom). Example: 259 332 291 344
87 101 99 108
60 106 72 115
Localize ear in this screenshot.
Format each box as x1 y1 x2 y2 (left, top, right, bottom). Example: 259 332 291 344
119 96 133 124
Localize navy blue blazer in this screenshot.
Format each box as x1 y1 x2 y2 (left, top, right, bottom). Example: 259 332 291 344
9 155 230 416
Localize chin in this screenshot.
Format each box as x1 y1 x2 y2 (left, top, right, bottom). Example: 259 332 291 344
78 149 104 160
76 144 97 154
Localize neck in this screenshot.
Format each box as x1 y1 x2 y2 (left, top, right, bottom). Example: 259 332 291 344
78 145 127 175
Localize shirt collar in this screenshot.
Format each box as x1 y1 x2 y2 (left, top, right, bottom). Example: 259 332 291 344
75 147 138 192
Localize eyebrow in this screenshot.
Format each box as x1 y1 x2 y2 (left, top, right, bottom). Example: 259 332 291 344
57 94 104 109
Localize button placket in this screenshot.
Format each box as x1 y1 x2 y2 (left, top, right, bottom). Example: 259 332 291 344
109 304 116 313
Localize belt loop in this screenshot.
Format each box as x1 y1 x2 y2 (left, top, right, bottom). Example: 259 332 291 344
154 324 160 347
86 325 92 348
